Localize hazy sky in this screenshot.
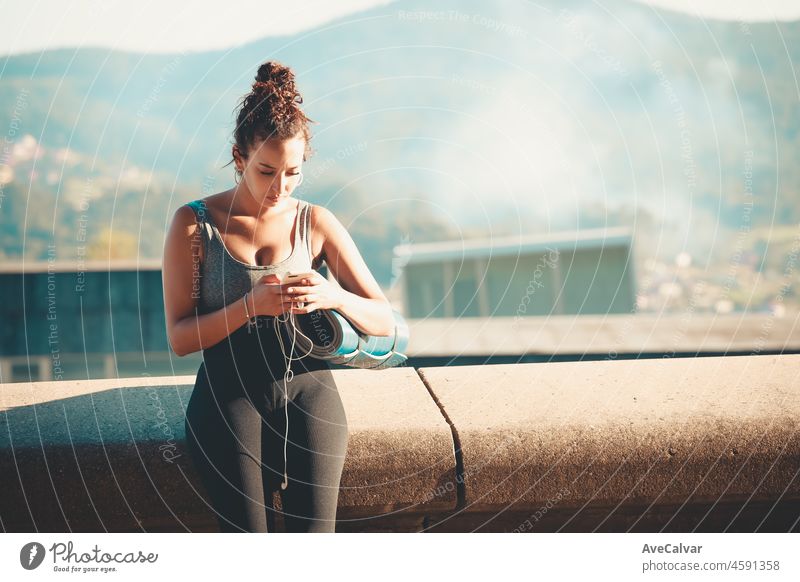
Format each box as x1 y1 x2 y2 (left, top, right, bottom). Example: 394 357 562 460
1 0 798 57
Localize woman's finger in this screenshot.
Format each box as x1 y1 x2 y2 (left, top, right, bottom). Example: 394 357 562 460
283 294 314 306
285 285 310 295
294 293 317 303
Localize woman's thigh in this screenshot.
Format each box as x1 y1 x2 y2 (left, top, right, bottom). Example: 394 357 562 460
185 362 274 532
274 366 349 533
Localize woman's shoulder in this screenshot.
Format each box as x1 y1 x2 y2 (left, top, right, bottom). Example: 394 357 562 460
195 190 230 212
172 190 229 238
306 202 337 229
184 190 238 228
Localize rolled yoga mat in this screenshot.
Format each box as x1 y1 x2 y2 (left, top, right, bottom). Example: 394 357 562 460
284 309 410 369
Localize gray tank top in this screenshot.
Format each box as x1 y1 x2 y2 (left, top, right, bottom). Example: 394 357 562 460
185 197 314 315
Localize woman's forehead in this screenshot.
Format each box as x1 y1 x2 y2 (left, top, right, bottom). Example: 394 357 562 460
252 136 305 164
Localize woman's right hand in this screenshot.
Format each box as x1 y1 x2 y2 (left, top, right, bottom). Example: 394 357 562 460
249 274 291 317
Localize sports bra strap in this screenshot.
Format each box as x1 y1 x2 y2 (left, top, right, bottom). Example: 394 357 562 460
185 200 214 259
302 202 313 264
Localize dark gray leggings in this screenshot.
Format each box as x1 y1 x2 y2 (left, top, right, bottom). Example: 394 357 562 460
184 320 349 532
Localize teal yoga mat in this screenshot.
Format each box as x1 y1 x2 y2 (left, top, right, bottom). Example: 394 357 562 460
285 309 410 369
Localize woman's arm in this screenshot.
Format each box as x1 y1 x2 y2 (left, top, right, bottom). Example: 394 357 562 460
162 205 252 356
311 205 395 337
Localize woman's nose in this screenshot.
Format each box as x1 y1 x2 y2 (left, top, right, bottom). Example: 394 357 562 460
276 174 289 191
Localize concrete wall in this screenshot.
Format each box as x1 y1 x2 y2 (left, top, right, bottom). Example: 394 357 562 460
1 354 799 532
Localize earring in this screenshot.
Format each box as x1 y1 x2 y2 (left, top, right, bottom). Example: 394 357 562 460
295 172 303 187
234 169 242 184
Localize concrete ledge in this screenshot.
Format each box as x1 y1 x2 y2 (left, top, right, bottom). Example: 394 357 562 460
418 354 800 531
325 367 457 528
2 355 799 532
0 369 456 532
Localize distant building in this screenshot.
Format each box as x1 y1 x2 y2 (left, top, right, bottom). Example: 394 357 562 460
0 259 200 383
392 227 636 318
2 227 637 382
0 259 334 383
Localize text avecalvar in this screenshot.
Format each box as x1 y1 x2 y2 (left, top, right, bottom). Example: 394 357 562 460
642 543 702 554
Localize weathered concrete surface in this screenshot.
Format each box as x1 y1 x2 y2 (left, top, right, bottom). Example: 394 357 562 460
0 376 198 532
322 367 457 514
0 368 456 532
2 354 798 532
418 354 800 531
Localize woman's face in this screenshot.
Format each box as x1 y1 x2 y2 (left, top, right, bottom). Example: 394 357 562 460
234 136 305 207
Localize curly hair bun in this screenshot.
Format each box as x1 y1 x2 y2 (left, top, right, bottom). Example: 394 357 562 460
253 61 303 108
231 60 314 163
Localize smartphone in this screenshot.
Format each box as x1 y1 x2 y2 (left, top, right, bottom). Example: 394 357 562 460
282 271 316 285
282 271 316 309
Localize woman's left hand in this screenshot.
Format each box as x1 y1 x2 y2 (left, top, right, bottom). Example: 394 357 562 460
282 271 345 314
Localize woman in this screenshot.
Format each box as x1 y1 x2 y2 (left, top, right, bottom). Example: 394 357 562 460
161 61 395 532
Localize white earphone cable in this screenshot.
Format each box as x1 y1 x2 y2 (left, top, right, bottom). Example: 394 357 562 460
273 306 314 490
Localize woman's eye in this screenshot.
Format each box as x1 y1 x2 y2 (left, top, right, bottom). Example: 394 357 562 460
260 172 300 176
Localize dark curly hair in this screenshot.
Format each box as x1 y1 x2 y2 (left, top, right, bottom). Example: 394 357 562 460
227 61 315 171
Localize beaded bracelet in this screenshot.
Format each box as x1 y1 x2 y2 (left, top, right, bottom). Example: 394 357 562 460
242 292 257 330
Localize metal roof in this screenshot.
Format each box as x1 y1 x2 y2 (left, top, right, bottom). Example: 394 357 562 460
0 259 163 274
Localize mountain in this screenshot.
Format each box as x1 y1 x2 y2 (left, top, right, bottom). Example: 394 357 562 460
1 0 798 285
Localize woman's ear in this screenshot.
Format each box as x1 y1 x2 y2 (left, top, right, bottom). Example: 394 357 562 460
232 145 245 171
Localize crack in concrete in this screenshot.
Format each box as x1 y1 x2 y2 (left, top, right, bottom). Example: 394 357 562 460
415 368 465 511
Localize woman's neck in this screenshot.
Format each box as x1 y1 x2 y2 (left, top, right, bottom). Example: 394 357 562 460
226 185 293 221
